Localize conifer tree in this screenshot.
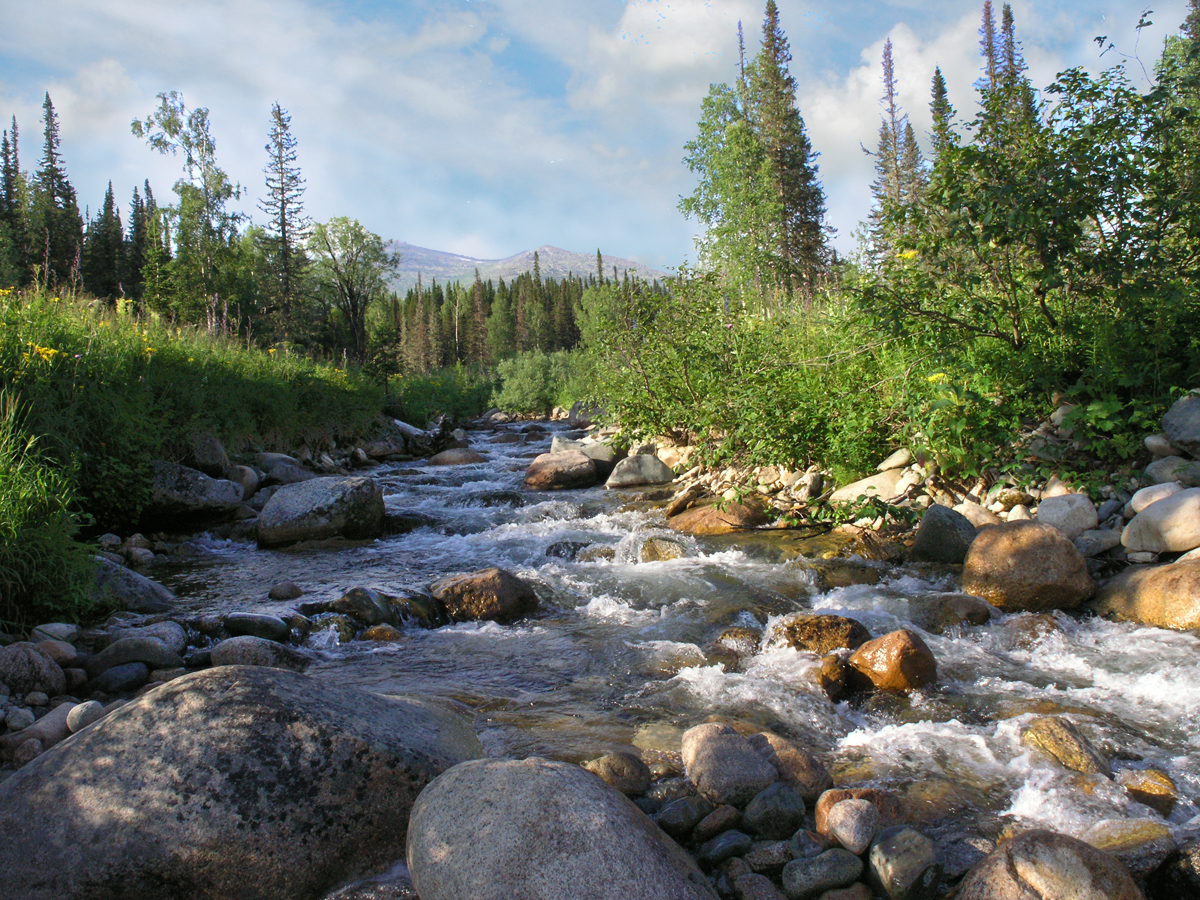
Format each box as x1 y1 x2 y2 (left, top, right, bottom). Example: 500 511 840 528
31 94 83 288
979 1 999 91
125 185 148 301
929 67 956 156
0 119 28 285
1188 0 1200 42
258 102 310 339
868 40 924 262
82 181 124 300
470 268 489 367
487 278 516 361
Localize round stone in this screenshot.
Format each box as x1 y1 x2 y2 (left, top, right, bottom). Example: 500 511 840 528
66 700 105 734
742 782 807 840
825 799 881 855
781 849 863 900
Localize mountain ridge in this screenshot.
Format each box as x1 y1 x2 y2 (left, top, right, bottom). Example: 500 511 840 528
387 242 670 292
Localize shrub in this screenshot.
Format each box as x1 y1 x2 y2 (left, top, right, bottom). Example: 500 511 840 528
493 350 576 415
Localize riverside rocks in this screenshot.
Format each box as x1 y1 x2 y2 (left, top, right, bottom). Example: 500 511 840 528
848 630 937 693
668 500 769 535
429 567 538 624
909 505 977 564
746 733 833 803
742 783 807 840
1090 560 1200 631
868 826 940 900
955 830 1142 900
605 454 676 488
1120 487 1200 553
145 459 244 521
775 613 871 656
583 750 652 795
209 634 311 671
256 476 385 547
961 521 1095 612
406 757 719 900
830 469 914 504
427 448 487 466
1021 715 1111 776
1082 819 1177 879
1144 455 1200 486
0 666 483 900
524 450 599 490
781 848 864 899
824 800 881 855
90 556 175 612
1036 494 1099 540
1162 391 1200 457
0 643 65 696
682 723 779 806
84 635 183 676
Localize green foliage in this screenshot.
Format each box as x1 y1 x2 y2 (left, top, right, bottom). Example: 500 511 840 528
0 288 383 530
492 350 577 415
0 392 94 632
389 366 496 426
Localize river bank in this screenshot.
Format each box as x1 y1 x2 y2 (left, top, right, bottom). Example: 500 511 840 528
0 403 1197 899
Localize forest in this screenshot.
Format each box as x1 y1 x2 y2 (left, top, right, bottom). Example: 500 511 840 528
2 0 1200 617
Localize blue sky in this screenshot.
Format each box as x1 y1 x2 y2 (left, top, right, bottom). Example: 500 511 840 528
0 0 1184 269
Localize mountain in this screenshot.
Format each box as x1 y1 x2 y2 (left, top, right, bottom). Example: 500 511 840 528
387 242 670 292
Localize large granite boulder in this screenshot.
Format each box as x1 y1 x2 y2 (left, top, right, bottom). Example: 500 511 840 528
956 830 1142 900
144 460 243 520
523 451 599 491
1120 487 1200 553
0 643 65 696
428 567 539 624
604 454 675 489
407 757 718 900
962 521 1095 612
550 437 622 479
1162 392 1200 458
89 557 175 613
1090 560 1200 631
427 448 487 466
667 500 769 535
0 666 483 900
185 433 229 478
830 468 917 504
909 504 978 564
257 476 384 547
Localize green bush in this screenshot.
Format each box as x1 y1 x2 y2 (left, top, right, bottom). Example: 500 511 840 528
0 394 94 632
493 350 576 415
388 366 496 426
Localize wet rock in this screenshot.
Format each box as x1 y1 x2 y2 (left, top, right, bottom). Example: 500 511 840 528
1121 487 1200 553
546 540 590 560
713 627 762 658
746 732 833 803
583 751 652 796
523 450 599 490
848 630 937 693
1021 716 1110 776
781 849 864 900
1116 768 1177 817
1162 392 1200 458
909 504 978 564
1144 455 1200 486
90 556 175 613
1082 818 1177 879
1090 560 1200 631
961 521 1095 612
388 593 451 629
359 624 404 642
0 702 74 758
429 567 538 624
668 500 769 535
382 511 437 534
89 661 150 693
908 593 993 634
956 829 1142 900
700 830 754 865
269 581 304 601
682 723 779 806
605 454 675 489
830 469 913 504
0 666 483 900
694 804 743 843
733 873 787 900
550 437 622 479
428 448 487 466
825 799 880 855
407 757 718 900
85 636 183 677
1036 494 1099 540
107 620 188 656
775 613 872 656
209 635 311 671
656 795 715 839
817 654 853 701
257 476 385 547
1148 836 1200 898
309 614 359 643
0 643 65 696
329 586 396 626
868 826 939 900
65 700 105 733
145 460 243 520
578 545 617 562
815 790 902 836
1074 529 1123 558
223 613 291 643
743 783 807 840
639 537 687 562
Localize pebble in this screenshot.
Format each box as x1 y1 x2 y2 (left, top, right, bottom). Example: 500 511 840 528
66 700 105 733
698 829 753 865
867 826 939 899
743 783 807 840
781 849 864 900
693 804 742 844
24 691 49 708
655 795 714 839
582 751 652 796
825 799 880 856
646 776 694 804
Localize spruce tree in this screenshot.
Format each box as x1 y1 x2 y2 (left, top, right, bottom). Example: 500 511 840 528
868 40 924 262
258 102 310 339
1188 0 1200 43
979 1 999 91
31 94 84 288
929 67 956 156
82 181 124 299
748 0 826 296
0 119 27 285
125 186 148 301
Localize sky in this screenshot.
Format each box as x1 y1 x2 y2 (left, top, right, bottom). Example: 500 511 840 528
0 0 1185 270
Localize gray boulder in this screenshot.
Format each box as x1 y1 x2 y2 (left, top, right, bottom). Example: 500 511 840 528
1091 559 1200 631
223 613 291 643
962 521 1095 612
550 436 622 479
84 636 183 677
830 468 917 504
524 451 599 491
105 620 187 656
90 557 175 612
0 643 65 697
956 829 1141 900
0 666 483 900
186 433 229 478
1036 494 1099 540
604 454 675 489
428 567 538 624
257 477 385 547
910 505 977 564
209 635 311 671
1162 392 1200 458
407 757 718 900
1144 456 1200 487
682 723 778 806
145 460 243 519
1121 487 1200 553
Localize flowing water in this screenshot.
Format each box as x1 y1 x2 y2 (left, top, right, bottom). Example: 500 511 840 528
157 422 1200 848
